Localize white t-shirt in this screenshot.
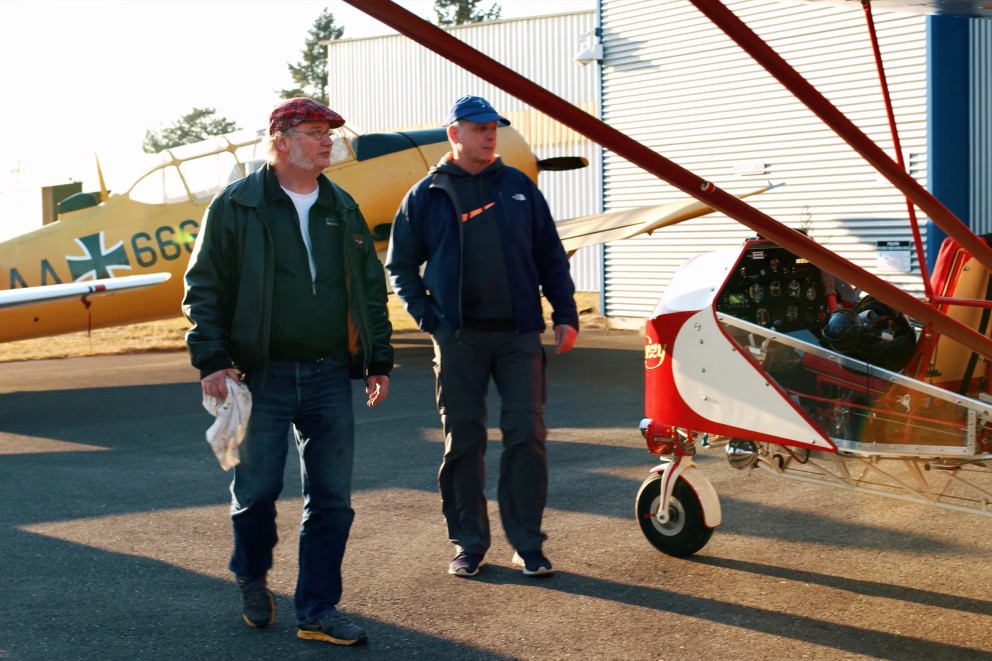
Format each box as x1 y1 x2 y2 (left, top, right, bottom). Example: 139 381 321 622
281 186 320 281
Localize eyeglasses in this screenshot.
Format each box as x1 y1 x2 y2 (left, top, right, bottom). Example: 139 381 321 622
289 128 335 141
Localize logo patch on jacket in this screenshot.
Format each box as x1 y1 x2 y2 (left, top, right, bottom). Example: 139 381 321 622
512 193 526 201
353 234 365 246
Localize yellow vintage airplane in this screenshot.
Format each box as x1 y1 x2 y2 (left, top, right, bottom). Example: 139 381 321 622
0 124 771 343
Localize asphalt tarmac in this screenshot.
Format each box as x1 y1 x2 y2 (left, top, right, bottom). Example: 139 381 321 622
1 329 991 661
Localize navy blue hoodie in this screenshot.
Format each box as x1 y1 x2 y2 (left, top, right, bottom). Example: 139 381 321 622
386 154 578 335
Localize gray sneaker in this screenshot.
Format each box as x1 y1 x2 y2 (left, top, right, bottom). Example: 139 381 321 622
237 576 275 628
297 610 368 646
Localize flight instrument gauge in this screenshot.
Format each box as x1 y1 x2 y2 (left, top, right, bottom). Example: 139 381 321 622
787 279 801 298
748 283 765 303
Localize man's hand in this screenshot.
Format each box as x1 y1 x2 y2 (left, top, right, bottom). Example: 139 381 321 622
201 368 242 399
366 374 390 407
553 324 578 355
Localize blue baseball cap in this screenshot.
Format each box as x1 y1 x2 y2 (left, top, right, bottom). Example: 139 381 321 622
444 96 510 127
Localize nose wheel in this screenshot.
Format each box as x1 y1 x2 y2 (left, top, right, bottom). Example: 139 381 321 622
635 472 713 557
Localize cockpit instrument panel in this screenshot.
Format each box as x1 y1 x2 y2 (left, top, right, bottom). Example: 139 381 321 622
716 241 829 334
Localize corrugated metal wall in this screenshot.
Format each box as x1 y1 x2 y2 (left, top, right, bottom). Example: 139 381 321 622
600 0 929 327
325 11 603 292
972 19 992 234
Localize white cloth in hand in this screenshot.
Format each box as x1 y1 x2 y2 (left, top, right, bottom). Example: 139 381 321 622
202 377 251 470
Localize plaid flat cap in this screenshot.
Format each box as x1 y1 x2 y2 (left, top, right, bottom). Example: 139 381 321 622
269 98 345 135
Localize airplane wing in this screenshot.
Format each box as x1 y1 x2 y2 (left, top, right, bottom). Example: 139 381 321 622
0 273 172 310
557 183 778 254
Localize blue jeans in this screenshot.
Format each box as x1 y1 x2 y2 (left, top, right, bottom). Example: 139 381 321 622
228 355 355 625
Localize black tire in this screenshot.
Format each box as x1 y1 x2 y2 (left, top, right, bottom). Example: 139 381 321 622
635 472 714 557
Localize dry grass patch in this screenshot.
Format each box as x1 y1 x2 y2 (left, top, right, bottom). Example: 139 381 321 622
0 292 602 363
0 318 192 363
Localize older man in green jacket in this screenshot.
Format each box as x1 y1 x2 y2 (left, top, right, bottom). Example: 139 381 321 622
183 97 392 647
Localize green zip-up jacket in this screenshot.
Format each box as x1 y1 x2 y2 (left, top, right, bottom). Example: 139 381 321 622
182 164 393 380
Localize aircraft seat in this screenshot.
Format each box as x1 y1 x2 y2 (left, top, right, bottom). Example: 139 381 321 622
919 235 992 395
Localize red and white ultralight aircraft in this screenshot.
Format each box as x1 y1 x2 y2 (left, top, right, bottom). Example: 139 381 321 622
347 0 992 556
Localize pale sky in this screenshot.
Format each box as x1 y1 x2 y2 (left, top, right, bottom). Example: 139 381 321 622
0 0 594 199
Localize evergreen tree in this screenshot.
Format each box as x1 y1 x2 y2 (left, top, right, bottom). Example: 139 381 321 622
279 8 345 104
142 108 239 153
434 0 502 26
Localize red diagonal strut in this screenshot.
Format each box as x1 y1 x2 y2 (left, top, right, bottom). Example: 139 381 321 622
862 0 933 302
344 0 992 361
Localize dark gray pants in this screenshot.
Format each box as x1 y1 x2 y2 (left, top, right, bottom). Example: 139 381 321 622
431 327 548 555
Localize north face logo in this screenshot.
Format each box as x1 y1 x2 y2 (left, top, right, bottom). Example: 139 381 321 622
512 194 526 201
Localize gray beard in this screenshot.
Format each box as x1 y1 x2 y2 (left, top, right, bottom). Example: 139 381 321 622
288 140 316 170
